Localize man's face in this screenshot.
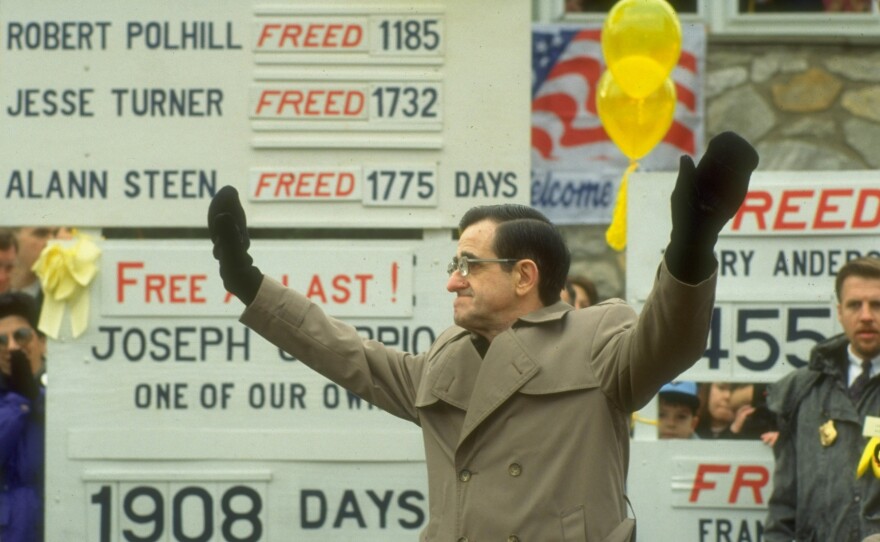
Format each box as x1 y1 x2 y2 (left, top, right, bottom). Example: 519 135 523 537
658 401 698 439
838 275 880 360
0 245 16 293
446 220 518 340
17 227 56 271
0 315 44 377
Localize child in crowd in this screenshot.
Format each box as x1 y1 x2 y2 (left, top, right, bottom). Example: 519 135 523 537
658 381 701 439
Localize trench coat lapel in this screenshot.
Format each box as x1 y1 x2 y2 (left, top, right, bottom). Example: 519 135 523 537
458 329 539 447
415 303 569 445
415 329 484 411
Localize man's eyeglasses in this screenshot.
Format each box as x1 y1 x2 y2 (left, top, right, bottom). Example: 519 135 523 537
447 256 519 277
0 327 35 348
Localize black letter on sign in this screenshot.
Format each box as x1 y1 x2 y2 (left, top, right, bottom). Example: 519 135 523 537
333 490 366 528
300 490 327 529
398 490 426 529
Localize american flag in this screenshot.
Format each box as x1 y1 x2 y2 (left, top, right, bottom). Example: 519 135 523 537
531 23 704 171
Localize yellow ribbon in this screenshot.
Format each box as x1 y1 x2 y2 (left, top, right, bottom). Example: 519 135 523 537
857 436 880 479
605 160 639 251
32 233 101 339
631 413 657 426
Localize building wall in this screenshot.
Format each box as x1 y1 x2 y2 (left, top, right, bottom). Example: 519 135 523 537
562 42 880 301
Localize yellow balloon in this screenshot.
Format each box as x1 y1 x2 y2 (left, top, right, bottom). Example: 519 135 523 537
602 0 682 99
596 70 676 161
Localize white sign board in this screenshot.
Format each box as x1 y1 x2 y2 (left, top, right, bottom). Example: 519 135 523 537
630 441 772 541
102 246 415 318
626 170 880 536
626 171 880 382
47 235 458 541
0 0 531 228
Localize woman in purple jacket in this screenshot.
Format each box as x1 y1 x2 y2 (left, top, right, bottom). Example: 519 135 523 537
0 292 46 542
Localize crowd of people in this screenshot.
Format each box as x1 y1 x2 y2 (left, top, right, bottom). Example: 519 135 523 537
656 381 779 443
653 255 880 540
209 122 880 538
9 151 880 540
0 226 68 542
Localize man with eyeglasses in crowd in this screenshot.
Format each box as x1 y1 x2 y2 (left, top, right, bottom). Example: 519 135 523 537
207 132 758 541
0 292 46 542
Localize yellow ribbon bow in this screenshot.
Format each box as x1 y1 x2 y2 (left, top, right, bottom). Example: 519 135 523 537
857 436 880 479
32 233 101 339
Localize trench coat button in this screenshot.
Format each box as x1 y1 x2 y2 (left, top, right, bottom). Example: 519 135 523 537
508 463 522 477
457 537 469 542
508 536 520 542
458 469 471 482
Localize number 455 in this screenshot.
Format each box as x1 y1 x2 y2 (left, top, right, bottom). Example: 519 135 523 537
703 306 832 372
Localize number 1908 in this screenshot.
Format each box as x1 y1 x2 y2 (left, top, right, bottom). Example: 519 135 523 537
89 483 265 542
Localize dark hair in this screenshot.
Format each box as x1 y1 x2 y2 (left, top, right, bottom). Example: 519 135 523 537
459 205 570 306
835 256 880 301
0 228 18 252
0 291 40 334
459 204 551 228
568 275 600 306
659 394 699 416
696 382 719 429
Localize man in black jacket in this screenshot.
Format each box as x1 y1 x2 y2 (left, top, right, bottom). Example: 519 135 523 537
767 256 880 541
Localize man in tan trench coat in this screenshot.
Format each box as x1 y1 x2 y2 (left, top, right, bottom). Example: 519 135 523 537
208 132 758 542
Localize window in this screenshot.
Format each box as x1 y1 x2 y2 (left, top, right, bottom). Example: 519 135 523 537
566 0 697 14
540 0 880 40
739 0 871 12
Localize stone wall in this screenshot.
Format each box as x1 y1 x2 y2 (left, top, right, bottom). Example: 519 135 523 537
562 42 880 302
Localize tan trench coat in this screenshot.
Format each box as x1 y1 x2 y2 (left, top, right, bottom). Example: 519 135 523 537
241 261 716 541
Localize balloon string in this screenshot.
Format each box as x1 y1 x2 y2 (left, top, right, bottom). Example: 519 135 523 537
605 160 639 251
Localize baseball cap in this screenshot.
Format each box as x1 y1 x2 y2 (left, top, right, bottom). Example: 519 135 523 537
659 381 700 410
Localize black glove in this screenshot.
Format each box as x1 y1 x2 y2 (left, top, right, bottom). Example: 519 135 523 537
8 350 39 401
666 131 759 284
208 186 263 305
